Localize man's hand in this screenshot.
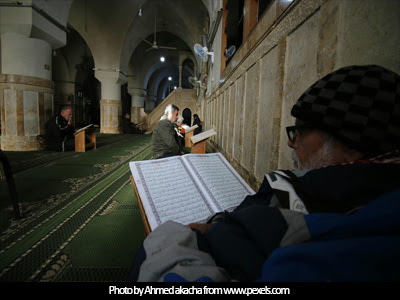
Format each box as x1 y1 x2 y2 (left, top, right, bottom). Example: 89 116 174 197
188 223 213 234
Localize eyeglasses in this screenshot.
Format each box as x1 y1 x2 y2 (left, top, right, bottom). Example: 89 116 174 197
286 126 298 142
286 125 312 142
286 125 314 142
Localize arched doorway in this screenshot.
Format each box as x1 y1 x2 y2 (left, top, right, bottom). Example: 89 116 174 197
182 108 191 126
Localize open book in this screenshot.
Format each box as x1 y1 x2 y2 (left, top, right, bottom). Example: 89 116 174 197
74 124 97 134
129 153 255 231
191 128 217 144
184 124 198 133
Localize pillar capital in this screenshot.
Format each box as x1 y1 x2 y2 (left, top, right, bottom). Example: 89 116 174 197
94 69 127 86
94 69 126 101
128 87 146 97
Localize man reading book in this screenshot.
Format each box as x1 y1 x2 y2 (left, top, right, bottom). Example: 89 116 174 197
45 106 75 152
130 65 400 282
152 104 183 159
122 113 136 134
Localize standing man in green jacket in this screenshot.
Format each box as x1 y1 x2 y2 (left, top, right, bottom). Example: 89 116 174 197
152 104 182 159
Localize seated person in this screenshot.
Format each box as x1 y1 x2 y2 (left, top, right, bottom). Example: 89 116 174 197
129 65 400 282
174 115 185 149
152 104 183 159
45 106 75 152
193 114 202 135
176 116 185 135
122 113 136 134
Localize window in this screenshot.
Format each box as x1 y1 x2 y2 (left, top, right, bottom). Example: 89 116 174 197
226 0 244 59
221 0 274 73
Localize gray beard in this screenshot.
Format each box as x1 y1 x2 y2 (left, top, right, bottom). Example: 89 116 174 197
291 140 336 171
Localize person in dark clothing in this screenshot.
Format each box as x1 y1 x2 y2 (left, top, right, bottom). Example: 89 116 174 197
45 106 75 152
152 104 182 159
192 114 202 135
122 113 135 134
129 65 400 282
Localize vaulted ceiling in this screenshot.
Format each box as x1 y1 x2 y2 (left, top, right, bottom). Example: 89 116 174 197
65 0 212 107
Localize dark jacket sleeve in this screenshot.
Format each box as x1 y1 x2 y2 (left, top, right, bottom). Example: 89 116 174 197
62 123 75 137
200 177 288 281
45 115 74 150
161 121 179 153
152 119 180 156
204 206 287 281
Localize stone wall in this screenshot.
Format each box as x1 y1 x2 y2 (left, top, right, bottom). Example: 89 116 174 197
204 0 400 190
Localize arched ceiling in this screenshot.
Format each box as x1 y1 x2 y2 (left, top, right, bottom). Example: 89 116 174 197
67 0 209 105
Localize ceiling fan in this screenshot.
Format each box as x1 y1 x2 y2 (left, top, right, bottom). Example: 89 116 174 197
144 11 177 52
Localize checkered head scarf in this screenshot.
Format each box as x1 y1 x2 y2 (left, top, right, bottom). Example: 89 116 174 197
291 65 400 156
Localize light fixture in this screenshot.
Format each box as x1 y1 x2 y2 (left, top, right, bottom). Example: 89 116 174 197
168 76 172 81
160 56 165 62
174 86 177 89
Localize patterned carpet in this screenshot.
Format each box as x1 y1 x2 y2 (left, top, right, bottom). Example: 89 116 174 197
0 133 153 282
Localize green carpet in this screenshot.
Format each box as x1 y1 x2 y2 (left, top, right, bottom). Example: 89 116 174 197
0 133 153 282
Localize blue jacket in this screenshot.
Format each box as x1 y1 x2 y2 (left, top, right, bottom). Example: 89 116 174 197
259 188 400 281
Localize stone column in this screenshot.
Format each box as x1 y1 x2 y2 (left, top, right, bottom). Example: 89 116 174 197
0 33 53 151
95 70 127 133
145 95 157 112
128 87 146 125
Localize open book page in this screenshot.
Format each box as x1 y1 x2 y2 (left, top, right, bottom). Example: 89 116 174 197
75 124 93 134
191 129 217 144
129 156 216 231
130 153 256 231
185 124 198 133
184 153 255 212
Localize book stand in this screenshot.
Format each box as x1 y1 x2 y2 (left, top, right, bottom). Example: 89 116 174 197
130 176 151 236
135 122 144 132
184 125 198 148
190 140 207 154
74 127 96 152
190 129 217 154
185 130 194 147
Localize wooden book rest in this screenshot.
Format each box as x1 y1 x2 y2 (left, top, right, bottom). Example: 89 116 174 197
130 175 151 236
185 130 194 147
184 125 198 148
74 127 96 152
190 129 217 154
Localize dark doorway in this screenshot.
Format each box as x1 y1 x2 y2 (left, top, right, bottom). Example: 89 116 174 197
182 108 192 126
